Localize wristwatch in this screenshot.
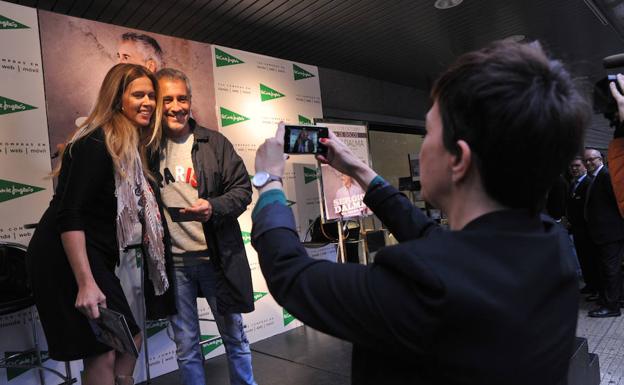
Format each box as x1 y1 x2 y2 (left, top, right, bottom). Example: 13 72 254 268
251 171 282 189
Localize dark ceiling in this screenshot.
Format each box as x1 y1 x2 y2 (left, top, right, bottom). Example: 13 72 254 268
7 0 624 90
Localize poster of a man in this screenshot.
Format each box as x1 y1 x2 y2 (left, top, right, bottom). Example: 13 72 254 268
321 166 370 221
116 32 163 72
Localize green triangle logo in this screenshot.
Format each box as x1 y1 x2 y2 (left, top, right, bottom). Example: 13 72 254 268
215 48 244 67
5 351 49 380
283 309 295 326
241 231 251 245
220 107 250 127
260 84 285 102
0 179 44 203
146 319 168 338
0 96 37 115
0 15 29 30
298 115 312 124
303 167 318 184
201 335 224 355
286 199 296 207
253 291 268 302
293 64 315 80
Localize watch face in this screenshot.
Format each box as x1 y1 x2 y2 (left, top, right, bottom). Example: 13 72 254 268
252 171 270 187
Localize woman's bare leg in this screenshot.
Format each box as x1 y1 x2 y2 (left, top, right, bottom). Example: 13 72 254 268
83 350 115 385
113 332 142 384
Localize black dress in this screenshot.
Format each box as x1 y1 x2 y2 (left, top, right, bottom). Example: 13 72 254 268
26 128 140 361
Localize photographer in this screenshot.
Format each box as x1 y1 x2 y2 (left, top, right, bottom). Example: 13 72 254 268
251 40 588 384
607 74 624 217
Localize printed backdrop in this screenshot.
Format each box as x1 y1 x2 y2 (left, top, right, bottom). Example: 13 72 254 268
0 2 61 385
0 1 324 384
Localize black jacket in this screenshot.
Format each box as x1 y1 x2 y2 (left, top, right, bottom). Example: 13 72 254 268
252 182 578 385
149 119 254 315
585 166 624 245
566 174 591 233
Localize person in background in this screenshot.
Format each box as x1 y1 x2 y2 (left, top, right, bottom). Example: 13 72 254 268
608 74 624 217
151 68 256 385
27 64 171 385
566 157 599 299
251 40 587 384
583 148 624 317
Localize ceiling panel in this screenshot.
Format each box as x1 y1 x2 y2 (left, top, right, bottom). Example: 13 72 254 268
5 0 623 91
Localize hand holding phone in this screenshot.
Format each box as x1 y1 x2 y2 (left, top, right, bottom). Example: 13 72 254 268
283 125 328 155
167 207 196 222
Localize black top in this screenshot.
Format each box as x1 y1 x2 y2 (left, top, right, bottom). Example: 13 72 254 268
252 183 578 385
53 128 118 268
585 166 624 245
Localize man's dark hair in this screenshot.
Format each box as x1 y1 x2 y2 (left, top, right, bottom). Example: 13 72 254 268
432 40 589 213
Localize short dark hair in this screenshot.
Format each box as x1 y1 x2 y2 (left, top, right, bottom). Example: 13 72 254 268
121 32 163 66
432 40 589 213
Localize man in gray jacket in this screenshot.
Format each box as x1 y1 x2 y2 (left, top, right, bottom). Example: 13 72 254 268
152 68 256 385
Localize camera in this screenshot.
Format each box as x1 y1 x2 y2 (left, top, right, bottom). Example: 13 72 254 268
283 125 328 155
593 54 624 126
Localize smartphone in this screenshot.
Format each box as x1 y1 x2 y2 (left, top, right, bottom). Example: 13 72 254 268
283 125 328 155
167 206 195 222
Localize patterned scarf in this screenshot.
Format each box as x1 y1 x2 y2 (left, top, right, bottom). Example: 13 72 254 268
115 149 169 295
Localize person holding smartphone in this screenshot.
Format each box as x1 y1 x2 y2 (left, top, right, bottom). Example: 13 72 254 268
150 68 256 385
251 40 587 384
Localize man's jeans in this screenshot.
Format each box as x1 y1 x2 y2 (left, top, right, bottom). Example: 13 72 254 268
169 263 256 385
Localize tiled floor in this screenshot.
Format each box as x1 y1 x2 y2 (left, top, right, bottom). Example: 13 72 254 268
577 298 624 385
149 326 351 385
149 298 624 385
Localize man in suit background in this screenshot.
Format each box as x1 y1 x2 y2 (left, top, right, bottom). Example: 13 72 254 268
567 157 599 299
584 148 624 317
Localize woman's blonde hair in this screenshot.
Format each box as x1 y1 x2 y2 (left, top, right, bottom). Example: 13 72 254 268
55 63 163 179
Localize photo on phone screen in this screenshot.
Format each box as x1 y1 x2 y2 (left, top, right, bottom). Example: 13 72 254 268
284 125 328 155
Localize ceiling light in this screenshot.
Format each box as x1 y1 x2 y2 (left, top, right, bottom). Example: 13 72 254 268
434 0 463 9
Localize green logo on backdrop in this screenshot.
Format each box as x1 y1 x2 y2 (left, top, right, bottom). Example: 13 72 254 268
298 115 312 124
293 64 314 80
0 96 36 115
286 200 296 207
0 15 29 29
5 351 49 380
253 292 268 302
201 335 224 356
241 231 251 245
283 309 295 326
215 48 244 67
146 319 169 338
0 179 44 203
304 167 318 184
260 84 285 102
220 107 250 127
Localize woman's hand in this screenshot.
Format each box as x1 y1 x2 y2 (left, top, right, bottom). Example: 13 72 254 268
316 130 378 189
255 122 287 177
75 280 106 319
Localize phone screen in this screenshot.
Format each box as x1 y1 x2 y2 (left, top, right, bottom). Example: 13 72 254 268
284 125 328 155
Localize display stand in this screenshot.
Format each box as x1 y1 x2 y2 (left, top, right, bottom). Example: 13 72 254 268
336 220 346 263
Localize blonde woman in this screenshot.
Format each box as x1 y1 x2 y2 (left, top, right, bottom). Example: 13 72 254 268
27 64 170 385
